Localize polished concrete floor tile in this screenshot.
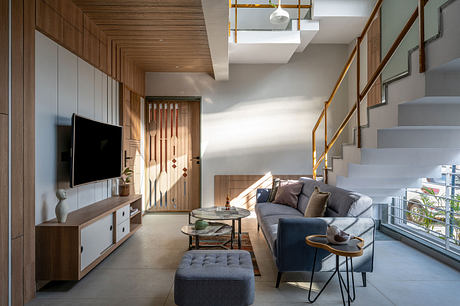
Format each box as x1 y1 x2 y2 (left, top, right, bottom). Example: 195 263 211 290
29 213 460 306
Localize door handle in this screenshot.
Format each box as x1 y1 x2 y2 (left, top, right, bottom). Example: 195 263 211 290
124 150 132 167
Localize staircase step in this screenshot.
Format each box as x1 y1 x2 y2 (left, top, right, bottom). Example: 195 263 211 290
336 176 422 189
378 126 460 148
348 164 441 178
361 148 460 165
398 96 460 126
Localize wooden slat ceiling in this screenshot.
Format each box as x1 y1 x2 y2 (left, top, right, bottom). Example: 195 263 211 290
72 0 214 74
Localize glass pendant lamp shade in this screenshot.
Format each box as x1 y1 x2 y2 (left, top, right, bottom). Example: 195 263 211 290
270 0 290 24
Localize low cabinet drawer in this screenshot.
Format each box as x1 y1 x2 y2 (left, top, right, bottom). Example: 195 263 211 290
116 219 130 243
116 205 130 224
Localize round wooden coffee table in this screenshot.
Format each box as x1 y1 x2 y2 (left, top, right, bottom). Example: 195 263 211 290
305 235 364 306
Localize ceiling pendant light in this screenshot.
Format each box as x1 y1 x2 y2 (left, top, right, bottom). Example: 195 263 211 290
270 0 290 24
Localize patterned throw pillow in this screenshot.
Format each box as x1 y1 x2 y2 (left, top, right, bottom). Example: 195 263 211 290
273 180 303 208
268 178 281 202
304 186 330 217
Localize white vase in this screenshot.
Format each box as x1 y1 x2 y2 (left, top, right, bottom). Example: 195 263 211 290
55 189 69 223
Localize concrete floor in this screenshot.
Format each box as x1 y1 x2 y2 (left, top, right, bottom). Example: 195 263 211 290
29 214 460 306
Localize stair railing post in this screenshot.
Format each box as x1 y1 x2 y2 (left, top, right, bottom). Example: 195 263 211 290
324 101 328 183
356 36 362 148
234 0 238 43
418 0 426 73
298 0 301 30
312 129 316 179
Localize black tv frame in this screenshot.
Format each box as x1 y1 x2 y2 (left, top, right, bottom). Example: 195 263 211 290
70 113 123 188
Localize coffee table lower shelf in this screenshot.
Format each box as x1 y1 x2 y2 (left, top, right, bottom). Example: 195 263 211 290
181 222 233 250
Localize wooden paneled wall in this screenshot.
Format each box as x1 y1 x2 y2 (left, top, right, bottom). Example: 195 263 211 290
0 0 36 304
0 0 9 302
214 175 311 211
35 0 145 96
367 12 382 107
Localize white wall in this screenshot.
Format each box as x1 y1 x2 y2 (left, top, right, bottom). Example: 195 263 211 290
145 44 350 207
35 31 120 224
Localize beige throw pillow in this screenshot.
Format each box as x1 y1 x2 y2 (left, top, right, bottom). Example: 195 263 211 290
273 180 303 208
304 186 330 217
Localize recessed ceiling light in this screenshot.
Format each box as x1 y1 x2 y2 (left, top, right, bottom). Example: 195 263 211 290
175 66 180 69
159 39 164 42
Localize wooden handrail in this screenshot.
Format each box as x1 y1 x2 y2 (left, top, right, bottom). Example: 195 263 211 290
326 45 357 106
231 4 311 9
312 0 429 179
231 1 312 43
359 7 419 101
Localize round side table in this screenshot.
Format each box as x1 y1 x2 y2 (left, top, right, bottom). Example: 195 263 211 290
305 235 364 306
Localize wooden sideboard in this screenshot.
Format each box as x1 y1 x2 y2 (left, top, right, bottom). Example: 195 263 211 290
36 195 142 281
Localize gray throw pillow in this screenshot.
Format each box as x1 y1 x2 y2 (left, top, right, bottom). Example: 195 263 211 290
273 180 303 208
304 186 330 217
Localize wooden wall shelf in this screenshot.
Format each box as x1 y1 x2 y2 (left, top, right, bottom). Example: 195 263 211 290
36 195 142 281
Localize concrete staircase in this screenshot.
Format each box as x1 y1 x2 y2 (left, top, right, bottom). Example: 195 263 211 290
326 0 460 207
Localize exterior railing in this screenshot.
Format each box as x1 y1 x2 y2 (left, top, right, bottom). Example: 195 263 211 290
384 166 460 256
229 1 313 43
312 0 428 182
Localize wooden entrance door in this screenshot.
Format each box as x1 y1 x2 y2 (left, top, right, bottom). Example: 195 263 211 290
145 100 200 212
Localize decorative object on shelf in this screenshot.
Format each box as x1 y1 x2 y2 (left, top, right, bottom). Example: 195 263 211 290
111 178 119 196
194 219 209 230
270 0 290 24
326 225 354 245
130 206 139 217
119 167 133 196
225 195 231 210
55 189 69 223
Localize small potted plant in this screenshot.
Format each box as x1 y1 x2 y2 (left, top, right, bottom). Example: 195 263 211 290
119 167 133 196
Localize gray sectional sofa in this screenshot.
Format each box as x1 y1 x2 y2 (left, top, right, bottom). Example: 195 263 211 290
255 177 375 288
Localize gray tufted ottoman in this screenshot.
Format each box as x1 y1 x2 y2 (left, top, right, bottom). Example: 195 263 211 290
174 250 255 306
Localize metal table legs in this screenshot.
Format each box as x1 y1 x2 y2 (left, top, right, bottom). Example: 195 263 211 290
308 249 356 306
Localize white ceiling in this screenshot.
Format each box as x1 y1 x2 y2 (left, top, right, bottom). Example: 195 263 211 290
310 16 368 44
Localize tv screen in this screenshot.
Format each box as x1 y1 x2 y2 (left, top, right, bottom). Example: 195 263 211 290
71 114 122 187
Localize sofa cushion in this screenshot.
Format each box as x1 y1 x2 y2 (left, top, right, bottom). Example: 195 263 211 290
304 187 330 217
273 180 303 208
255 202 303 220
299 177 370 217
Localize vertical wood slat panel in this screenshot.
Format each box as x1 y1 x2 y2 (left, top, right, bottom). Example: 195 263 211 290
367 12 381 108
0 115 8 306
11 0 24 239
23 0 36 301
0 0 8 115
11 237 24 306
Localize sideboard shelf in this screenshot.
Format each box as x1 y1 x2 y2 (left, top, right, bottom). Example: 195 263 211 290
36 195 142 281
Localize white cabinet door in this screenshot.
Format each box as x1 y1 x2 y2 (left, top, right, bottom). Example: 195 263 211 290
116 219 130 243
80 214 114 271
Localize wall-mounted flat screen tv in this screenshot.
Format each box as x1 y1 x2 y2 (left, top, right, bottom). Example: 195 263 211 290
71 114 122 187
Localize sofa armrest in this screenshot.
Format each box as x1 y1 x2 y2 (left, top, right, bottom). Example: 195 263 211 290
276 218 329 272
256 188 271 203
276 217 375 273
